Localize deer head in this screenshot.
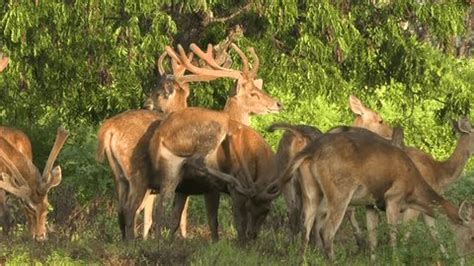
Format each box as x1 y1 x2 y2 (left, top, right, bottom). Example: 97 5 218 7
453 117 474 155
0 127 68 241
165 43 283 117
349 95 393 139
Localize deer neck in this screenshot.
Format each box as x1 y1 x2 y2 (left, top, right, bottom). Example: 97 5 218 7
438 135 471 188
223 98 251 126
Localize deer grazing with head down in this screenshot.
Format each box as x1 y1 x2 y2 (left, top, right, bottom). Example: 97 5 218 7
273 123 474 261
0 127 68 241
148 43 282 240
0 56 37 237
349 95 474 257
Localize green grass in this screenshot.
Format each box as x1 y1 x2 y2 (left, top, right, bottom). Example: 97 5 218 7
1 174 473 265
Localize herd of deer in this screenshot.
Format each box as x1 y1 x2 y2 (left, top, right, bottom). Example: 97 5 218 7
0 43 473 262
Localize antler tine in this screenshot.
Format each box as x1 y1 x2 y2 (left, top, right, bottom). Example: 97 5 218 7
157 51 167 76
41 127 69 180
174 44 242 80
248 47 259 78
0 149 28 188
190 43 235 72
230 43 250 78
162 45 219 83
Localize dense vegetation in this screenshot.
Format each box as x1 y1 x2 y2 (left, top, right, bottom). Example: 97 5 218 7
0 0 473 264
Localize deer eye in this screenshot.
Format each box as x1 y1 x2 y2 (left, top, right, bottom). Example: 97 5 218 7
250 92 259 98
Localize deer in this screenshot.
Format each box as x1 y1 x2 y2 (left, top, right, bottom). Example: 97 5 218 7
97 42 282 240
349 95 474 256
96 49 220 240
148 42 283 240
0 127 68 241
273 124 474 261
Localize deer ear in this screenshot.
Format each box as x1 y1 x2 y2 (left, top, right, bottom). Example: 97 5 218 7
48 166 62 188
253 79 263 90
349 95 366 115
456 118 472 134
39 166 62 195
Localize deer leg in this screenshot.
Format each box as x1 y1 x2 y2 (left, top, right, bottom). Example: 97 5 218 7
116 179 129 240
401 208 420 241
123 181 147 240
281 175 301 236
422 214 448 258
319 190 355 262
139 191 155 240
179 197 189 238
153 156 184 239
169 193 188 238
0 190 11 236
205 191 220 242
346 207 366 251
230 189 248 242
301 196 317 251
366 207 379 261
385 198 402 248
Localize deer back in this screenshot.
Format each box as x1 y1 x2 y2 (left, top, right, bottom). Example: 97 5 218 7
0 127 33 160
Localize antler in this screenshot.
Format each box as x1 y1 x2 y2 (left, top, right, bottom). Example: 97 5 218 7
161 46 220 84
0 148 31 199
41 127 68 184
188 43 260 79
156 51 167 76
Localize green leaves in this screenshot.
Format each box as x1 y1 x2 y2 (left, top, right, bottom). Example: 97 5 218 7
0 0 472 166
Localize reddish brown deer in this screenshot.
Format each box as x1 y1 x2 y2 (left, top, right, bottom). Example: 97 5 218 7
96 50 217 240
0 127 68 241
350 95 474 256
278 125 474 261
148 43 282 240
149 43 282 241
0 127 34 235
97 42 281 240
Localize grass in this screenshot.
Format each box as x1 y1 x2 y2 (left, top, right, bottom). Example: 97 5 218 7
0 174 473 265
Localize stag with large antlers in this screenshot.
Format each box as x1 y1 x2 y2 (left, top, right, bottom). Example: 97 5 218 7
274 124 474 261
148 43 282 240
96 49 217 240
97 41 281 240
0 127 68 241
349 95 474 256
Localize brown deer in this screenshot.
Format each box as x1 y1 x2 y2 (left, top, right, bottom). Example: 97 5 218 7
97 42 281 240
0 127 34 235
96 49 219 240
149 43 282 241
0 127 68 241
350 95 474 255
148 43 282 240
271 123 322 236
277 125 474 261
